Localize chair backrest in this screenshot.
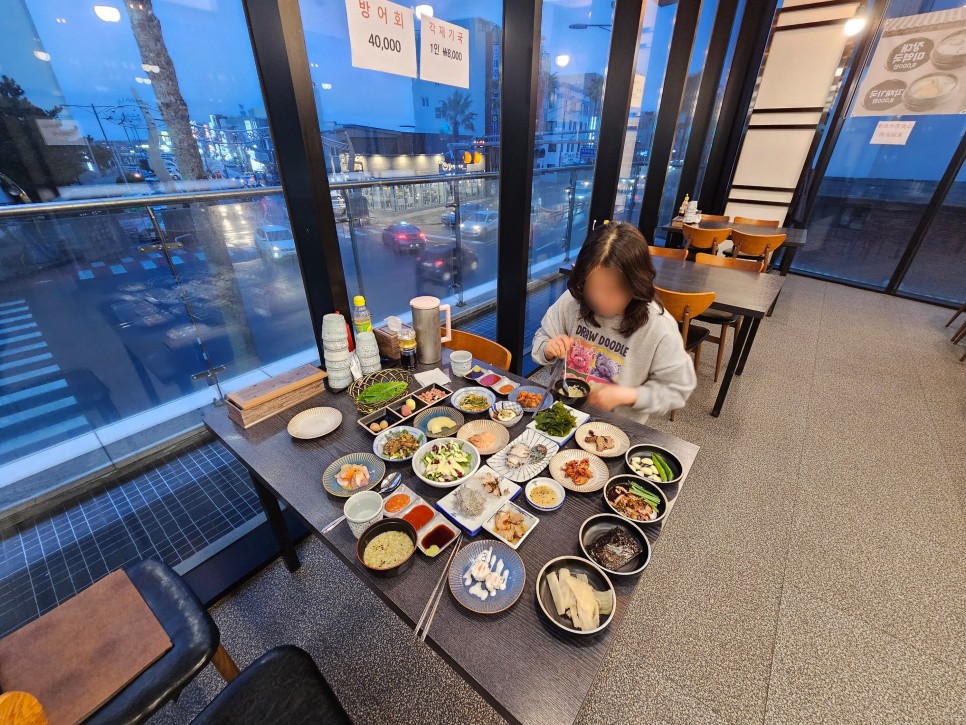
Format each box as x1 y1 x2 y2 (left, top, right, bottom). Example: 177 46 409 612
682 224 730 254
730 230 786 259
0 692 47 725
694 252 763 273
700 214 730 223
655 286 716 346
734 216 780 227
648 245 687 260
442 328 512 371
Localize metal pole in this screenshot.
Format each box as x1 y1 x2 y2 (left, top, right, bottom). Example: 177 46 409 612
343 188 365 297
452 180 465 306
563 168 576 262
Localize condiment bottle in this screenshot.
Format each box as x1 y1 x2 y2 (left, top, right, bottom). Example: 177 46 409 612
352 295 372 333
399 326 417 370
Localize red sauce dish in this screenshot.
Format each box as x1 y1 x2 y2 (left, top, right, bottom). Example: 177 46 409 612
401 504 434 531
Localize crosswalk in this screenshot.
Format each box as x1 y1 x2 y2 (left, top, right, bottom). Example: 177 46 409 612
0 299 92 465
74 251 208 281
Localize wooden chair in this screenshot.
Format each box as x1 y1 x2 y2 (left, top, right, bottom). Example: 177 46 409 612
694 253 762 382
945 299 965 329
682 224 730 260
0 692 47 725
729 230 786 268
700 214 730 223
655 286 716 420
442 328 511 371
648 245 687 260
733 216 780 227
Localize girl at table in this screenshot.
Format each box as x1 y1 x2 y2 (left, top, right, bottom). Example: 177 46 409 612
531 221 696 423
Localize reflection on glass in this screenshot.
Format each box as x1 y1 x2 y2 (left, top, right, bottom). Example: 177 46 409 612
522 0 617 374
896 160 966 305
791 0 966 290
299 0 503 329
654 0 721 242
615 1 678 225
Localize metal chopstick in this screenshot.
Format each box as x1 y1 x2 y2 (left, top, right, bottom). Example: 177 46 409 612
414 534 463 639
419 536 465 642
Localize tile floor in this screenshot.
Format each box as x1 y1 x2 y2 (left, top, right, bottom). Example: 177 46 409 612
150 275 965 724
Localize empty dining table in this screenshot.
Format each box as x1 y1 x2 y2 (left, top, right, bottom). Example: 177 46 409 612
559 256 785 416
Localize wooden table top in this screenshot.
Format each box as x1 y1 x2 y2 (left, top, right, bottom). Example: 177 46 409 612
204 351 700 725
559 257 785 318
662 217 807 248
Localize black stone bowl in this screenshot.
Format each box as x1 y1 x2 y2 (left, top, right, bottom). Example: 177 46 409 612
356 518 417 577
578 513 651 577
624 443 683 487
603 474 669 526
553 378 591 407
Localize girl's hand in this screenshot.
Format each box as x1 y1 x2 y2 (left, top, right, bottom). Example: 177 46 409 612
587 384 637 411
544 335 575 361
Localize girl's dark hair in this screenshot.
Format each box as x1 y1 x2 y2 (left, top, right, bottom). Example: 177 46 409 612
567 221 659 337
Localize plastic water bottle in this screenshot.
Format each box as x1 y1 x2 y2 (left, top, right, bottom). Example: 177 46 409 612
352 295 372 333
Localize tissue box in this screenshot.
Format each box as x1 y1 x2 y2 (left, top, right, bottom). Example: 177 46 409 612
373 324 401 361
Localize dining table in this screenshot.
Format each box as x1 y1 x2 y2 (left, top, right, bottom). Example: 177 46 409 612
559 256 785 416
204 350 699 725
660 217 807 276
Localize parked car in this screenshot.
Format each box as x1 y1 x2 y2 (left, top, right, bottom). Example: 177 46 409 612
382 222 426 253
416 243 479 283
330 191 347 220
440 202 488 226
459 210 499 241
254 224 296 261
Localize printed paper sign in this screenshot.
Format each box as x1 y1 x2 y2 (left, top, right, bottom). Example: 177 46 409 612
345 0 416 78
35 119 85 146
419 16 469 88
870 120 916 144
852 7 966 117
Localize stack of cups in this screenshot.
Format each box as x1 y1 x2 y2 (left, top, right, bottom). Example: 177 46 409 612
355 331 382 375
322 313 353 390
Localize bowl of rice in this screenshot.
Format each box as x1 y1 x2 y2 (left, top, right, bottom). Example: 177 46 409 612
356 518 418 577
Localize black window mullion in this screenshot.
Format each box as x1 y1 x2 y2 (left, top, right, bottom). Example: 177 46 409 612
496 0 543 374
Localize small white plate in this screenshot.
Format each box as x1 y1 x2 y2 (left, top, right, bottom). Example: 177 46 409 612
482 501 539 550
287 407 342 439
549 450 610 493
456 419 510 455
524 477 566 512
573 422 630 458
525 403 590 445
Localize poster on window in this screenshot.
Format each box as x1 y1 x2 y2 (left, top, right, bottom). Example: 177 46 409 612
345 0 417 78
419 16 470 88
852 6 966 117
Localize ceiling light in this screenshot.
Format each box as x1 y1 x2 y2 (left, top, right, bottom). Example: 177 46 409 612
555 54 571 68
33 50 51 61
844 17 866 36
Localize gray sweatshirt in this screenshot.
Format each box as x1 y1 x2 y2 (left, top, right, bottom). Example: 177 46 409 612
531 291 697 424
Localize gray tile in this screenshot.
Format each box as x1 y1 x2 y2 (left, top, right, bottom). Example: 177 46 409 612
765 589 966 725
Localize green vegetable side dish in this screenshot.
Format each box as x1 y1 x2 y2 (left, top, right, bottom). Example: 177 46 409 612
419 441 473 483
650 452 672 481
533 401 578 437
358 381 408 404
628 481 662 509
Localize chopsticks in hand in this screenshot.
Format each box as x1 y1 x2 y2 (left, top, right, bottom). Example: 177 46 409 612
414 534 464 642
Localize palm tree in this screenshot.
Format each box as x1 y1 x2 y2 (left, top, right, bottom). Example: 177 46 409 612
437 91 476 141
547 72 560 109
584 75 605 119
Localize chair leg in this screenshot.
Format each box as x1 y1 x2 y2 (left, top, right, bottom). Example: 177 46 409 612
714 324 729 382
670 409 676 421
946 300 966 327
953 319 966 343
693 342 702 370
212 643 240 683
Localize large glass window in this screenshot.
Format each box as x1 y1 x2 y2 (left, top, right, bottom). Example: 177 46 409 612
791 0 966 292
298 0 503 330
897 160 966 305
521 0 618 374
0 1 314 499
615 0 679 224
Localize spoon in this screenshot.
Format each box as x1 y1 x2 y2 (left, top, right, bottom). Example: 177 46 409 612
320 472 403 534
